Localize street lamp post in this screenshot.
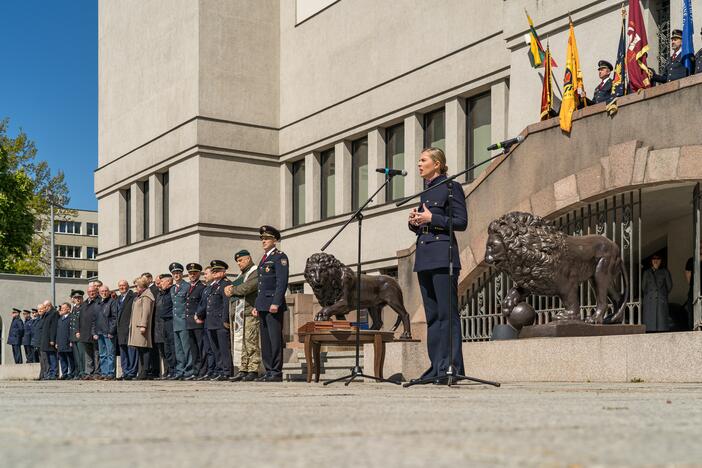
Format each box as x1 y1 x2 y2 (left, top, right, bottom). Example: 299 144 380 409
50 202 55 304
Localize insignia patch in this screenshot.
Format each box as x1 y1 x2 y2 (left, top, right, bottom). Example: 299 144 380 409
265 266 271 273
281 259 288 266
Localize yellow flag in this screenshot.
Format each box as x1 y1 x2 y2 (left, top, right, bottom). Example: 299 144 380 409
559 20 584 133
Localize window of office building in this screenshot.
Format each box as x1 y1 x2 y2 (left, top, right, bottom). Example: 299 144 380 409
352 137 368 211
466 93 492 182
320 149 335 219
87 247 98 259
86 222 98 236
86 271 98 279
292 160 305 226
54 221 81 234
162 172 169 234
56 245 81 258
385 124 405 201
143 180 150 240
124 188 132 245
56 269 82 278
423 108 445 151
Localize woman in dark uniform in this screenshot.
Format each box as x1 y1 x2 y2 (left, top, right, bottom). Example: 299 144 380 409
408 147 467 382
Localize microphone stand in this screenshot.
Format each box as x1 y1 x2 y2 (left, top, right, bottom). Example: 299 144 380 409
321 172 402 386
397 147 516 388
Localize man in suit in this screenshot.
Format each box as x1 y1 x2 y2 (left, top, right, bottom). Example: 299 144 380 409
21 310 34 363
115 280 137 380
653 29 689 83
32 305 47 379
184 263 206 380
68 290 85 378
56 303 74 379
7 308 24 364
170 263 193 380
252 226 289 382
155 274 176 379
78 285 100 379
39 301 59 380
197 260 233 381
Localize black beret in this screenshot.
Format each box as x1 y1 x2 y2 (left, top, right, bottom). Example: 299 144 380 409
671 29 682 39
597 60 613 71
259 225 281 241
12 308 20 313
210 259 229 270
169 262 184 273
70 289 84 297
234 249 251 260
186 262 202 272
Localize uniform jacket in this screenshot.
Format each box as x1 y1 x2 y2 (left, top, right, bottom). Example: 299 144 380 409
591 77 612 104
255 248 289 313
653 52 688 83
7 317 24 345
409 174 468 272
40 308 59 352
30 316 43 347
93 297 118 336
129 289 155 348
227 266 258 319
55 314 73 353
185 281 205 330
22 318 33 346
78 298 98 343
201 279 232 330
170 280 189 332
68 303 82 342
116 290 136 345
154 287 173 343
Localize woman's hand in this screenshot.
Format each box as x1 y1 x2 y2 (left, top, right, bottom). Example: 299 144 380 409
411 203 432 225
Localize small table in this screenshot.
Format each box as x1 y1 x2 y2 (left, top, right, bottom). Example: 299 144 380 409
298 329 396 383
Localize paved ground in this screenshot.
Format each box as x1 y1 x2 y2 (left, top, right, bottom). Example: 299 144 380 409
1 380 701 468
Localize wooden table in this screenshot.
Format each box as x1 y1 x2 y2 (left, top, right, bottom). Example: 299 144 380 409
298 329 396 383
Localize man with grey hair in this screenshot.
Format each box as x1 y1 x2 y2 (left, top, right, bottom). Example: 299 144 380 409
94 285 118 379
78 285 100 379
56 303 75 379
32 304 47 379
115 279 137 380
39 301 59 380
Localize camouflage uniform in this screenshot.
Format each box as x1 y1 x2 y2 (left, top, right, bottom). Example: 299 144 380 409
227 265 261 373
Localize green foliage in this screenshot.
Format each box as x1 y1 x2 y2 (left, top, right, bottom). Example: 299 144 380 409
0 118 71 274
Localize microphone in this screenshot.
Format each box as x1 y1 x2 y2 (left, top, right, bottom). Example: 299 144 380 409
486 135 524 151
375 168 408 177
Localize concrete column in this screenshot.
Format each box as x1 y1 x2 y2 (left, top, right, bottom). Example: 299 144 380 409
305 152 320 223
491 80 509 150
130 182 142 244
149 173 163 237
445 97 467 176
404 113 424 195
118 190 127 246
367 128 386 206
280 163 293 228
335 141 352 215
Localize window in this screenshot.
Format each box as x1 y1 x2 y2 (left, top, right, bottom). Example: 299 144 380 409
143 180 150 240
352 137 368 210
87 247 98 259
56 269 81 278
124 188 132 245
466 93 492 182
55 245 81 258
320 149 335 219
288 282 305 294
423 108 445 151
385 124 405 201
86 271 98 279
292 160 305 226
162 172 169 234
54 221 81 234
86 222 98 236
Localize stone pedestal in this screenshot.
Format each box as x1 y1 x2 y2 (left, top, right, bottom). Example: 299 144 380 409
519 320 645 339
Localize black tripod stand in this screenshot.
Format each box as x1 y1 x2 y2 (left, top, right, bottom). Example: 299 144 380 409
398 150 514 388
321 172 401 386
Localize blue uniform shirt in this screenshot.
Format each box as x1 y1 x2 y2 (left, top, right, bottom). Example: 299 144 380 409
410 174 468 272
254 248 289 313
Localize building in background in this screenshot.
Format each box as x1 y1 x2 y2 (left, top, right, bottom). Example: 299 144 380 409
48 209 99 280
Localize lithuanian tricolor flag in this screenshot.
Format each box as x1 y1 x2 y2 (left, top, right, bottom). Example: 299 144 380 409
526 10 557 68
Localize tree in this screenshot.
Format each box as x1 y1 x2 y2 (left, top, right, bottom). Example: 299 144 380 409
0 118 72 274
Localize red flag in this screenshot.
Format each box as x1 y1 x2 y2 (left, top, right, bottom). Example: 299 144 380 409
626 0 652 91
540 45 554 120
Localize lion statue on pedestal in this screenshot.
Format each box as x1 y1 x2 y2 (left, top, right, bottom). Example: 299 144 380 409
484 212 629 328
303 252 412 339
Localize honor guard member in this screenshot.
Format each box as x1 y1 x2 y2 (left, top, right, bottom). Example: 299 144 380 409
170 262 194 380
252 226 289 382
7 308 24 364
22 310 34 363
585 60 613 105
198 260 233 380
695 27 702 74
224 249 261 382
653 29 689 83
184 263 206 380
195 266 218 379
69 290 85 378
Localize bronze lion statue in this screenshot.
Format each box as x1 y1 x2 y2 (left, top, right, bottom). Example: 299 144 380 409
484 212 628 326
304 252 412 339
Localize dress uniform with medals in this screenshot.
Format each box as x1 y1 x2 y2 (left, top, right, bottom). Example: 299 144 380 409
587 60 613 105
254 226 289 382
69 291 85 377
184 263 207 378
653 29 689 83
198 260 233 380
169 262 193 379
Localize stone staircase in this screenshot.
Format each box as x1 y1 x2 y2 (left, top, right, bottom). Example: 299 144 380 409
283 348 364 382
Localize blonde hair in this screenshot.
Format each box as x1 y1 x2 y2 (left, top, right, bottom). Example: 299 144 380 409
135 277 149 289
422 147 448 174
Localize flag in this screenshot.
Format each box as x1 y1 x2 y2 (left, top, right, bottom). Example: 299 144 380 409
526 10 557 68
626 0 652 91
559 20 584 133
682 0 695 75
540 45 555 120
607 7 629 116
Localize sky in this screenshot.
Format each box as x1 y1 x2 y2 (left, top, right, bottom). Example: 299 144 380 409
1 1 97 210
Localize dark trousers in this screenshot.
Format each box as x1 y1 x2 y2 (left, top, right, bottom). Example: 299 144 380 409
45 351 58 379
82 341 98 375
162 320 176 375
417 268 464 378
119 344 139 378
38 349 48 379
137 347 153 379
58 351 74 377
259 310 284 377
207 328 232 377
23 345 34 363
187 328 205 376
202 330 216 375
11 345 23 364
73 341 85 376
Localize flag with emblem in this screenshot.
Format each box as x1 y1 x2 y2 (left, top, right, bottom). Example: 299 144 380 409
540 45 555 120
607 7 628 116
559 19 584 133
626 0 652 91
525 10 557 68
682 0 695 75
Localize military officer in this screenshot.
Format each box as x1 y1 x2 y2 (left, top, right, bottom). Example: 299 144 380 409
252 226 289 382
195 266 217 380
653 29 689 83
695 27 702 74
184 263 206 380
69 290 85 378
224 249 261 382
407 147 467 384
585 60 613 105
21 310 34 363
196 260 233 380
7 308 24 364
170 262 193 379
